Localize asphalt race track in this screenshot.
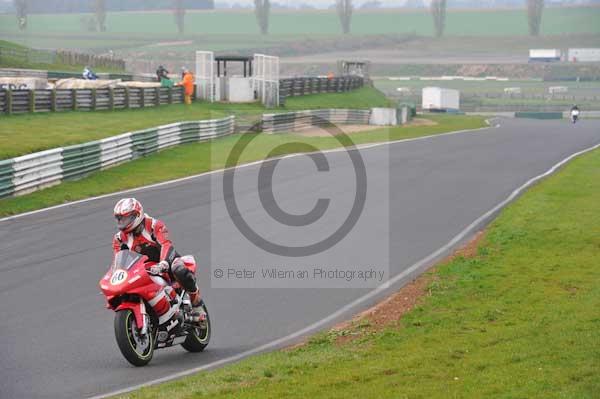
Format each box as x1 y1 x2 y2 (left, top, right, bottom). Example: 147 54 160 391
1 118 598 399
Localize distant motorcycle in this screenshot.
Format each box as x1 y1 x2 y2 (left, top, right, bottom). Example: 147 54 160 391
99 250 210 366
571 109 580 124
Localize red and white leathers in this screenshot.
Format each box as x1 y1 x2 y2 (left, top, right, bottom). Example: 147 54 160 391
112 214 203 320
112 215 177 266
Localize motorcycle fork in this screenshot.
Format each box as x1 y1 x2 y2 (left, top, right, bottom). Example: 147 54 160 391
139 301 149 335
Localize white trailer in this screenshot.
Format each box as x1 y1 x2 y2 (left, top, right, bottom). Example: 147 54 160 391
396 87 412 95
529 49 561 62
568 48 600 62
422 87 460 111
548 86 568 94
504 87 522 95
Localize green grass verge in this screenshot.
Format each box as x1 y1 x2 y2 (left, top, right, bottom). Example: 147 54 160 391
116 137 600 398
0 114 484 217
282 87 394 110
0 86 390 160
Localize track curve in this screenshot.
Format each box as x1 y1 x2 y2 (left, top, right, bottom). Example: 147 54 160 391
1 118 598 399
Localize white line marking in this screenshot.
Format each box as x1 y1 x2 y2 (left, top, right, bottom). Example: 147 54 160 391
0 123 492 223
89 139 600 399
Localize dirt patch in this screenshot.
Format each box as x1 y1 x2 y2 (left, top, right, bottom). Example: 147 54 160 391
292 119 437 137
152 40 194 47
294 124 382 137
443 230 486 262
329 229 487 346
332 275 432 346
283 230 487 352
407 118 438 127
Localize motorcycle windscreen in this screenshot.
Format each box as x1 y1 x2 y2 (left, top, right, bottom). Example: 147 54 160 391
112 250 143 271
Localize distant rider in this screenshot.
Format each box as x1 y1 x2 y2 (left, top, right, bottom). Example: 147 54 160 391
112 198 206 324
83 66 98 80
570 104 580 123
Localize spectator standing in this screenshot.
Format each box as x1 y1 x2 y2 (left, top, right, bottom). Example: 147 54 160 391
177 67 195 105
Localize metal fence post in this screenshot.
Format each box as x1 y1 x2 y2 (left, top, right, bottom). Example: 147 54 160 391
155 87 160 106
140 88 145 108
168 86 173 104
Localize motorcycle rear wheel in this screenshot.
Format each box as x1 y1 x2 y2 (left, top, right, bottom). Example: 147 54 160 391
181 301 211 352
114 309 155 367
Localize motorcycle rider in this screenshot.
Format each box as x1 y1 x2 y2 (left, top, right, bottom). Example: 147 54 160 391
112 198 206 324
571 104 580 123
82 66 98 80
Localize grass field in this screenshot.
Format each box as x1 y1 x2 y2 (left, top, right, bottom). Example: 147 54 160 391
116 144 600 399
0 7 598 56
375 78 600 95
374 78 600 111
1 7 599 37
0 86 393 160
0 114 485 216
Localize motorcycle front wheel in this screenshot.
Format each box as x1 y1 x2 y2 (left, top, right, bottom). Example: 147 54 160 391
114 309 155 367
181 300 211 352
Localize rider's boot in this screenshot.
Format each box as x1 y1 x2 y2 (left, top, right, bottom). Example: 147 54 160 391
189 288 207 327
171 258 207 327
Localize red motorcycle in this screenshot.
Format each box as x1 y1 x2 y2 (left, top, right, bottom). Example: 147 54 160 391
99 250 211 366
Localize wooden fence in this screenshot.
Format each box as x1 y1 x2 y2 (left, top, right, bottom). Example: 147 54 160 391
0 45 126 71
0 86 184 114
0 75 365 114
56 50 125 70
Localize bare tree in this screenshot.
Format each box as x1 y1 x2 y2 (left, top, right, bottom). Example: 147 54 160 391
430 0 447 38
527 0 544 36
94 0 106 32
173 0 185 35
336 0 353 35
13 0 28 31
254 0 270 35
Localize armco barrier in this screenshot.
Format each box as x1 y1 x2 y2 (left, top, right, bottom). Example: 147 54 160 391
515 112 563 120
563 110 600 119
0 159 15 198
262 109 371 133
0 115 235 198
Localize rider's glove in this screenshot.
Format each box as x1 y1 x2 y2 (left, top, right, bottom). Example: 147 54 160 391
149 260 170 275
